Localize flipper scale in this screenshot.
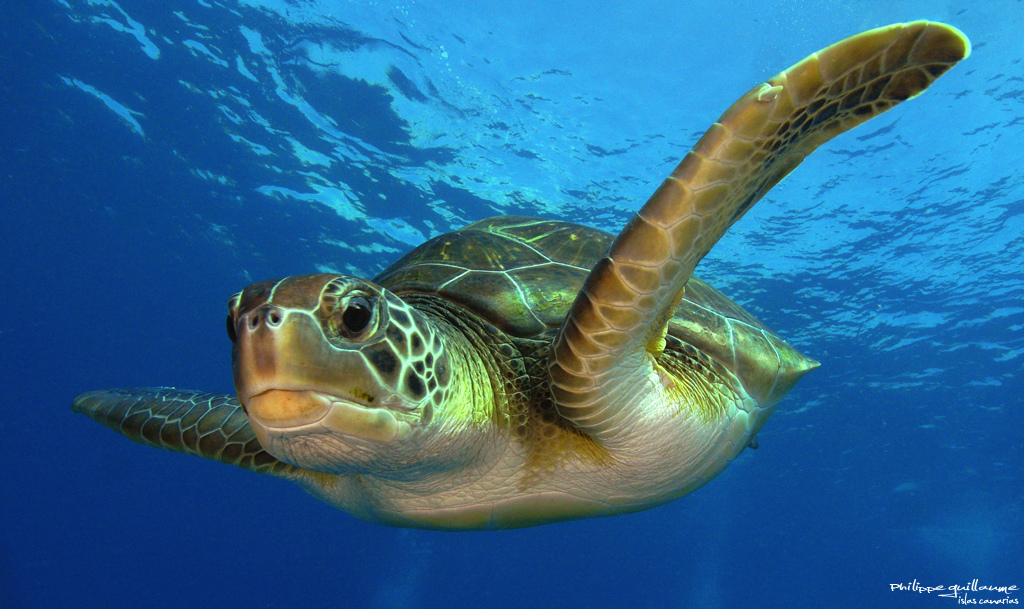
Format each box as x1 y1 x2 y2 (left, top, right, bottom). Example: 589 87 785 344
73 388 299 476
550 22 970 441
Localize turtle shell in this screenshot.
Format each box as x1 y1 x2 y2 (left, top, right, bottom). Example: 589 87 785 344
375 216 816 404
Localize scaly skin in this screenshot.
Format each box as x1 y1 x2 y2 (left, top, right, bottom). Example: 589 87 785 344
550 21 971 443
74 295 757 530
73 22 970 530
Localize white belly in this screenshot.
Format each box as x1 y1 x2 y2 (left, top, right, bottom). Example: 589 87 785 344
295 389 764 530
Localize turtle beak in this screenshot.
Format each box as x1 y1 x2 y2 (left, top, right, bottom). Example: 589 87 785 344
228 282 418 440
231 300 418 467
232 303 336 426
232 304 409 440
226 274 443 473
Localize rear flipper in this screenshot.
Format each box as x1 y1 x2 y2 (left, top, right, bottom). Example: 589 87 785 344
73 388 299 477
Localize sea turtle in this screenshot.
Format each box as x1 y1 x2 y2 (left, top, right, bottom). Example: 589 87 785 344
74 22 969 530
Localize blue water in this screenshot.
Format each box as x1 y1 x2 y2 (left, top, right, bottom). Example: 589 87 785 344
2 1 1021 607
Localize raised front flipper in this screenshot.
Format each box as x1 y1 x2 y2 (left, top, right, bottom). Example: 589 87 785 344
549 22 970 441
73 388 301 477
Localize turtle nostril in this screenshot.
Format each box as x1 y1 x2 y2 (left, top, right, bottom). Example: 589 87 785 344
244 306 284 331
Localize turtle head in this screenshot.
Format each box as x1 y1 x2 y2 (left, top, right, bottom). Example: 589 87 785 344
228 274 450 474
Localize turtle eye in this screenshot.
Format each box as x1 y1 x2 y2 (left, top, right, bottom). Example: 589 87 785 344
226 291 242 343
226 314 238 343
338 296 373 338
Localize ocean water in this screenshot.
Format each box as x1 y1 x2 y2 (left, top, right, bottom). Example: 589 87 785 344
2 0 1022 607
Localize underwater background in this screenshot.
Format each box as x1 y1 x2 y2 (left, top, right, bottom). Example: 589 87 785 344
2 0 1022 607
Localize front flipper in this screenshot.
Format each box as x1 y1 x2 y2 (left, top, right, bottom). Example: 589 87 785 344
73 388 301 477
549 22 970 440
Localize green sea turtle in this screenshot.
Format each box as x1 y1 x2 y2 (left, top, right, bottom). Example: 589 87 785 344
74 22 969 530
